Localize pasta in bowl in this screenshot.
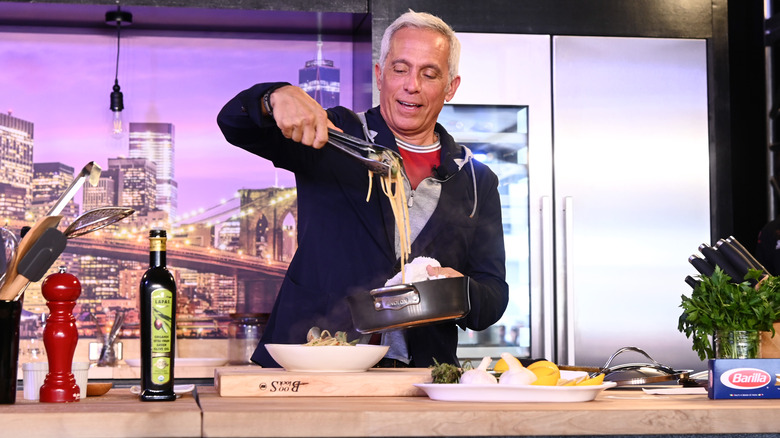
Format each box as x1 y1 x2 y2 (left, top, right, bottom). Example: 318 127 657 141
265 343 389 372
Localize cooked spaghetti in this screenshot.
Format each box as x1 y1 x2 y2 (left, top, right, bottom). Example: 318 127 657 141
366 154 412 283
304 330 356 346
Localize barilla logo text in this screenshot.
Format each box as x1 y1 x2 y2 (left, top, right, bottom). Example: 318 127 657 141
719 368 772 390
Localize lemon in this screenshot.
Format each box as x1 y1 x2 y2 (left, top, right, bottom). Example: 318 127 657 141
494 354 523 373
530 367 560 386
527 360 559 373
557 378 576 386
557 374 588 386
526 360 558 370
526 360 560 385
494 358 509 373
576 373 605 386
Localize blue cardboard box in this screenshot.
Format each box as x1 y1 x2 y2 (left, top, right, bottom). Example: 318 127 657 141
708 358 780 399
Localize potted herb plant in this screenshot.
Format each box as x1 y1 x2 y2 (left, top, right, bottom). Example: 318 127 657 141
678 267 780 360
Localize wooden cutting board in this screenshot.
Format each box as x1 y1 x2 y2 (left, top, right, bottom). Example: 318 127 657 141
214 366 432 397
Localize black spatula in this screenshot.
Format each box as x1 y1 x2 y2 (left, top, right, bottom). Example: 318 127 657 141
19 227 67 281
3 227 67 300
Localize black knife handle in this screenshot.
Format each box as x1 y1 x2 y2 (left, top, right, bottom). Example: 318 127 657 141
699 244 746 283
726 236 770 275
688 254 715 277
685 275 700 289
716 239 756 279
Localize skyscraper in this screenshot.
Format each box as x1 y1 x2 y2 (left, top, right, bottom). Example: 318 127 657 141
33 162 79 220
82 167 119 212
299 40 340 109
197 272 237 316
107 157 157 215
79 255 120 301
128 122 178 219
0 112 34 220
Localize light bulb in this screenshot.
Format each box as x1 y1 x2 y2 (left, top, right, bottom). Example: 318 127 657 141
109 80 125 139
111 109 125 139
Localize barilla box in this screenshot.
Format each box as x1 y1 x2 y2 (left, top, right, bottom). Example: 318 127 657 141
708 358 780 399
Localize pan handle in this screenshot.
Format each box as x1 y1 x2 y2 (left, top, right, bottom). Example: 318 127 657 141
369 284 421 311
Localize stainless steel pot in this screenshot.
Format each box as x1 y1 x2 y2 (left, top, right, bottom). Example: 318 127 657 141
559 346 693 386
346 276 470 333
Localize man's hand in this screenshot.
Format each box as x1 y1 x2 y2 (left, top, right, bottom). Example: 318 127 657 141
427 265 463 278
267 85 338 149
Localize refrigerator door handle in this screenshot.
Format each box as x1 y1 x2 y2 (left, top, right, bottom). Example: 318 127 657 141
539 196 555 360
559 196 576 365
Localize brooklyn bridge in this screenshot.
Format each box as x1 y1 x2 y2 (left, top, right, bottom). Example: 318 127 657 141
9 186 298 321
64 236 290 313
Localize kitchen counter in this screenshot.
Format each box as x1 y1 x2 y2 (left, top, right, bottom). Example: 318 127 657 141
196 386 780 437
6 385 780 437
0 388 201 438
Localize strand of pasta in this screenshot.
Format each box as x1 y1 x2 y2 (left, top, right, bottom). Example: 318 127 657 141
366 169 374 202
380 171 411 283
304 330 354 346
364 158 412 283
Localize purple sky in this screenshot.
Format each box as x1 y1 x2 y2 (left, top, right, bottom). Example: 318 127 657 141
1 28 355 220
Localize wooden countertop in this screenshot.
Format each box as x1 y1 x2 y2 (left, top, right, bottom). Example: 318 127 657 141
0 388 202 438
196 386 780 437
6 384 780 437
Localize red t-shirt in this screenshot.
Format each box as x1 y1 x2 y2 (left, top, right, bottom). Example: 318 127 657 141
398 143 441 190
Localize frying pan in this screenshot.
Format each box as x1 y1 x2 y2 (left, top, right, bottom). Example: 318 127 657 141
346 276 470 333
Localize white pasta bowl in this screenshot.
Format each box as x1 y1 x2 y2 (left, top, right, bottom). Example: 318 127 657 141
265 344 389 372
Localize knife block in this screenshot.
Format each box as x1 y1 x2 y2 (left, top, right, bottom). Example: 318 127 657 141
761 322 780 358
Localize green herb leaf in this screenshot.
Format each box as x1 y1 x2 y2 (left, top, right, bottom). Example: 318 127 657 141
429 358 462 384
678 267 780 360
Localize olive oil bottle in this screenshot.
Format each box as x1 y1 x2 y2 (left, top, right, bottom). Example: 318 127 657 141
140 229 176 401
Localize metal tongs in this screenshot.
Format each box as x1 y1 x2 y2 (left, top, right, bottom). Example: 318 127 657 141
327 129 402 176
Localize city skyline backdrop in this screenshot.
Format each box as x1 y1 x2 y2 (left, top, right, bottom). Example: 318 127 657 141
1 28 355 220
1 26 354 342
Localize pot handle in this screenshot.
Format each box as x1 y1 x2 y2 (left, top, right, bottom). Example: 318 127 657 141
601 346 676 374
369 284 421 311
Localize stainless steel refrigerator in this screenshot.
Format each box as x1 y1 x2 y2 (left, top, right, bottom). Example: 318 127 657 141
451 34 710 372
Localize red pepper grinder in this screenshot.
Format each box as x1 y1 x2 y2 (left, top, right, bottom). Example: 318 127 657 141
39 266 82 403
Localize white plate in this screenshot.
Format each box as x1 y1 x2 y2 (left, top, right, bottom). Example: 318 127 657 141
265 343 389 372
124 358 227 367
414 379 617 403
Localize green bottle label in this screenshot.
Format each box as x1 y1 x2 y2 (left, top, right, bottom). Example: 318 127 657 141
150 288 174 385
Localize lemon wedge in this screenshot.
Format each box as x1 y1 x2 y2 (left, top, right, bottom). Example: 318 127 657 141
576 373 606 386
493 358 509 373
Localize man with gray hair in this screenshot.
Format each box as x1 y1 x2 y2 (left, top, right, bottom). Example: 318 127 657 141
217 10 508 368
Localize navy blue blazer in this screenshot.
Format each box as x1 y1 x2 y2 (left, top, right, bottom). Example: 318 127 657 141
217 83 508 367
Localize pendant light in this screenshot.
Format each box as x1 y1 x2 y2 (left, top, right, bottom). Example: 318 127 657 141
106 3 132 139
